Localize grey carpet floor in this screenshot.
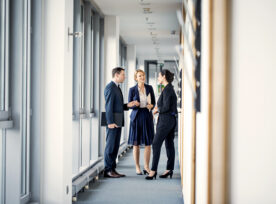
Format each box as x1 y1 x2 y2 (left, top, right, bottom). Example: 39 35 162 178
76 137 184 204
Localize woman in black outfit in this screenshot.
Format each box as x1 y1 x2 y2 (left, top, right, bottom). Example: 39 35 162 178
146 69 177 180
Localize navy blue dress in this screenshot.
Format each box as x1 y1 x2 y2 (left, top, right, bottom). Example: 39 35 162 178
128 84 156 146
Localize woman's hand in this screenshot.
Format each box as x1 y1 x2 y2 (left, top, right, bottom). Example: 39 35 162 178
134 101 140 107
153 106 159 115
147 104 154 110
127 101 135 107
127 100 140 107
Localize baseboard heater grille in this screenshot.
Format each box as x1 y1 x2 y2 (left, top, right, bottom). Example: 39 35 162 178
72 143 130 197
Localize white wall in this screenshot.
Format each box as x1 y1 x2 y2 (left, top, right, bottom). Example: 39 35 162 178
41 0 73 203
126 44 136 140
182 10 195 203
229 1 276 203
195 0 210 203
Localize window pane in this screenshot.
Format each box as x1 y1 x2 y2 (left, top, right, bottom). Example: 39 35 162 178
21 0 31 197
149 64 158 95
0 0 5 111
72 0 85 175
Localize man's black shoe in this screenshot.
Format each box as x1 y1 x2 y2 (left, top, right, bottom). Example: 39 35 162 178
113 169 126 177
104 170 120 178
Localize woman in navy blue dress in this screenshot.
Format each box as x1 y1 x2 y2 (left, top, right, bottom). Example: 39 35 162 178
128 69 156 175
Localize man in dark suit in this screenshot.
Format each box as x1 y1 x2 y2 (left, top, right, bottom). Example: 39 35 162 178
104 67 138 178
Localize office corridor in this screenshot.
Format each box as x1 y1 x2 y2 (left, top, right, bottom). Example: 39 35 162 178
76 137 183 204
1 0 276 203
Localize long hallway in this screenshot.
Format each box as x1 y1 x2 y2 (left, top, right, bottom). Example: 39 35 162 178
76 137 183 204
1 0 276 203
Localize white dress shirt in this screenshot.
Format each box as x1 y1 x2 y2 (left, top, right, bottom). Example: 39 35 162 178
112 80 119 87
138 86 147 108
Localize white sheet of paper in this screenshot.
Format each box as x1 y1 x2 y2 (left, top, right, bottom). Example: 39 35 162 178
147 93 151 105
147 94 151 112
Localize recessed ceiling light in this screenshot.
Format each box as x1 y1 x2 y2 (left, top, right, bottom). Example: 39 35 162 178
143 8 152 14
171 30 176 35
140 3 151 6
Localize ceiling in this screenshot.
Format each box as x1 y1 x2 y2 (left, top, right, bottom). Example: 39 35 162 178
92 0 182 61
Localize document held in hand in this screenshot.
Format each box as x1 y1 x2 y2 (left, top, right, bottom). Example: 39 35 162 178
147 93 151 112
147 93 151 104
101 112 123 127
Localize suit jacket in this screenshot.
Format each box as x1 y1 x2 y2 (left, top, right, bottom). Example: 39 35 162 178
104 81 128 126
157 83 177 116
128 84 156 122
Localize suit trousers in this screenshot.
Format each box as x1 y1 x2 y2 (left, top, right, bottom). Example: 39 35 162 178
151 115 176 171
104 127 122 171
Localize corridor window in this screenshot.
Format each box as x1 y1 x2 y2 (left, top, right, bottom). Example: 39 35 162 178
21 0 31 200
119 40 128 144
0 0 8 112
72 0 98 175
0 0 9 202
0 0 4 111
73 3 95 120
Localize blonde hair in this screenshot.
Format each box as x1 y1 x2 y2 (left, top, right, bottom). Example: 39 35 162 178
134 69 146 82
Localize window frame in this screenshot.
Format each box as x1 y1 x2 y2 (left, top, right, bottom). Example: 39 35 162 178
0 0 10 203
20 0 31 202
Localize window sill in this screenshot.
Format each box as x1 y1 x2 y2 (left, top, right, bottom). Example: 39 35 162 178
72 112 95 120
0 120 13 129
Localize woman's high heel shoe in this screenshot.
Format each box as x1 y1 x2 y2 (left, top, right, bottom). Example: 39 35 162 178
159 170 173 179
143 169 150 175
145 172 157 180
136 169 143 175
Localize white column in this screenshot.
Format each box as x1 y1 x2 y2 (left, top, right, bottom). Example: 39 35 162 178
127 45 137 88
125 45 136 138
104 16 120 85
41 0 73 203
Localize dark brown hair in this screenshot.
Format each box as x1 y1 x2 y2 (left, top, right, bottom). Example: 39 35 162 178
160 69 174 83
112 67 125 78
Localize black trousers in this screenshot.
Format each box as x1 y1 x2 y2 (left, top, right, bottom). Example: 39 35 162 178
151 115 176 171
104 127 122 171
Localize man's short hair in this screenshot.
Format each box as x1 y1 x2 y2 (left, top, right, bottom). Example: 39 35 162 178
112 67 125 78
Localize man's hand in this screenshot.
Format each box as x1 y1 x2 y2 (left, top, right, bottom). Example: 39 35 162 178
153 106 159 115
147 104 154 110
108 123 118 129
